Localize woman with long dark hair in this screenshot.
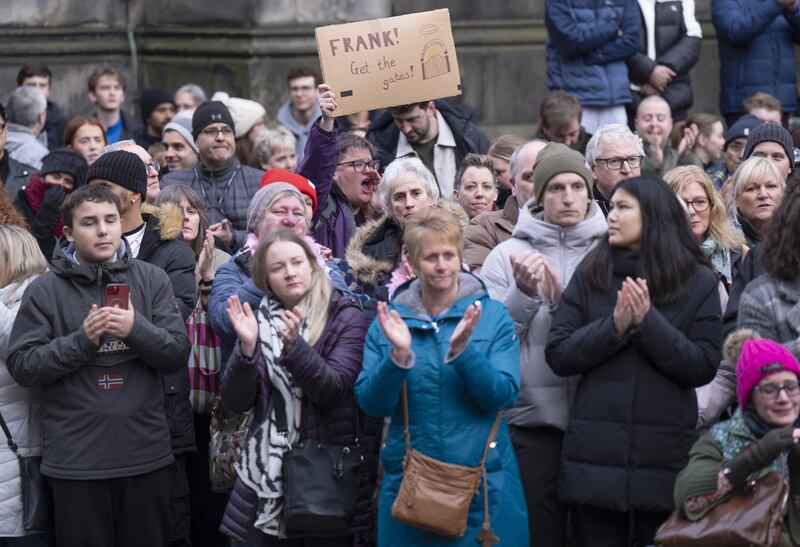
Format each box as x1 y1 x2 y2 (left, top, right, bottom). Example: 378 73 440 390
545 175 723 546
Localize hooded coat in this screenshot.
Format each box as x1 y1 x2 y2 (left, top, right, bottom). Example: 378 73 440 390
545 249 722 512
355 274 528 547
138 202 197 455
481 201 607 430
7 239 190 480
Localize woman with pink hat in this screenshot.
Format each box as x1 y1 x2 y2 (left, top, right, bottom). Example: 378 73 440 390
673 334 800 543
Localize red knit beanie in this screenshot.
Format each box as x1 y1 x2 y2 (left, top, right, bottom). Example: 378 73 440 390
259 168 317 213
737 339 800 407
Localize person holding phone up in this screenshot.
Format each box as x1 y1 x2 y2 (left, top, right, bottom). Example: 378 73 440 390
7 153 191 547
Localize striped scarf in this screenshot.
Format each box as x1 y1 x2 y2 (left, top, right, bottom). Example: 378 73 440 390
233 294 304 537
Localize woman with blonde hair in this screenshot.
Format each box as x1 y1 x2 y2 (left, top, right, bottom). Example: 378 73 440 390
356 207 528 546
0 225 49 543
730 156 785 247
219 228 370 546
255 128 298 173
664 165 748 290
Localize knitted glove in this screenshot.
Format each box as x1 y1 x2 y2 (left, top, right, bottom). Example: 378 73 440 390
723 427 795 489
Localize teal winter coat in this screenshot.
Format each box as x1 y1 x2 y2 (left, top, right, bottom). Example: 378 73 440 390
355 273 528 546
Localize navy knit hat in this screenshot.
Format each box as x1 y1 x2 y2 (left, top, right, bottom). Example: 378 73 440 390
86 150 148 199
724 115 761 149
40 148 87 180
744 122 795 170
140 88 175 124
192 101 235 139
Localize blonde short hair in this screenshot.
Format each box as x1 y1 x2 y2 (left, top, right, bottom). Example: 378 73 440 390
403 208 463 266
732 156 785 203
254 127 297 166
0 225 48 287
664 165 746 250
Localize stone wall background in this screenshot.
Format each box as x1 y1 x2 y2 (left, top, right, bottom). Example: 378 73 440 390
0 1 751 138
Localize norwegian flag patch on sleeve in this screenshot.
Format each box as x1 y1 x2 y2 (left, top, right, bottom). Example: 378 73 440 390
97 373 124 391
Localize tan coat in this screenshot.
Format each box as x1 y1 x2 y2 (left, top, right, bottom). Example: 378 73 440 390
463 195 519 272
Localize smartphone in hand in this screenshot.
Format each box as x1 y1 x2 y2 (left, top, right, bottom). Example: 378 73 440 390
105 283 130 309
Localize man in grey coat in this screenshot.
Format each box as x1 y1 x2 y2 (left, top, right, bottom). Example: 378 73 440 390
161 101 263 252
481 142 607 547
4 86 48 170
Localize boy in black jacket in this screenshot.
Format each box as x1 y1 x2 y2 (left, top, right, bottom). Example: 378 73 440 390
7 168 190 547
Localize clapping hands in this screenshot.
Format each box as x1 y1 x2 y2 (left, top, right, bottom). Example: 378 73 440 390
612 277 651 337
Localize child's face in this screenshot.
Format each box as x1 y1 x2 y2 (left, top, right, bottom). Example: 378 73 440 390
63 200 122 264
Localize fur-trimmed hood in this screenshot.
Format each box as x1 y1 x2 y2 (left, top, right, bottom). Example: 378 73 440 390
345 199 469 286
142 201 184 241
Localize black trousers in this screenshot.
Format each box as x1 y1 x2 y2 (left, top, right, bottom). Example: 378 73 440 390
571 504 671 547
510 425 568 547
187 413 229 547
48 465 171 547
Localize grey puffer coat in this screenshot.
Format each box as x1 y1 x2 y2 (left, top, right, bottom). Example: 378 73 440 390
0 276 43 537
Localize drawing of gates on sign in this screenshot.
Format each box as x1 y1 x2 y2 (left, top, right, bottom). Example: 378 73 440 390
420 38 451 80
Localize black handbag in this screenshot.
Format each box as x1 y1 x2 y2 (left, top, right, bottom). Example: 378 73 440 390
0 409 53 533
273 390 363 537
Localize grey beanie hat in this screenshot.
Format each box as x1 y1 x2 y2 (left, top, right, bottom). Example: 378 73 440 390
163 110 198 153
743 122 794 171
532 142 593 208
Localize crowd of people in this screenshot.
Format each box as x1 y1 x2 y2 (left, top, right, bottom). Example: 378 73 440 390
1 0 800 546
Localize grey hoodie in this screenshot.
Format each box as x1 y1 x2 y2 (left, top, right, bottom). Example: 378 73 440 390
481 199 607 430
275 100 321 165
7 239 190 480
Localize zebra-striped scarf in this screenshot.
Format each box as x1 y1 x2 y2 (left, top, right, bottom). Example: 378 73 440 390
233 294 304 537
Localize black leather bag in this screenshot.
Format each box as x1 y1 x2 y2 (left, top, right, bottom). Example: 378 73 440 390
272 390 362 537
283 440 363 535
0 410 53 533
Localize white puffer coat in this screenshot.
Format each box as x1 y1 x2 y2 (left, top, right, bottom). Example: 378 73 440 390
0 276 42 536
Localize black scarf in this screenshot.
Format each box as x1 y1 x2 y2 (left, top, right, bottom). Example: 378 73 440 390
736 209 763 247
611 247 642 278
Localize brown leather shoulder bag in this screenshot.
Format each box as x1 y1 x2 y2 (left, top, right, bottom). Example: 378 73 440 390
390 383 502 546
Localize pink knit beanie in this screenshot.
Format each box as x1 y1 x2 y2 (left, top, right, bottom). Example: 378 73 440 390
737 339 800 407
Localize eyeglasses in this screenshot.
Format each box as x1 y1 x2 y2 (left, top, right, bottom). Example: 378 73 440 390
684 198 709 212
595 156 644 170
145 159 160 174
200 126 234 138
753 380 800 399
337 159 380 173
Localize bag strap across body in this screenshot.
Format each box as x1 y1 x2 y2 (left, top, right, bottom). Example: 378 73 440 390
0 410 20 456
400 382 502 543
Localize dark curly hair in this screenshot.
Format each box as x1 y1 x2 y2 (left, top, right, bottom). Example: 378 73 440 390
762 182 800 281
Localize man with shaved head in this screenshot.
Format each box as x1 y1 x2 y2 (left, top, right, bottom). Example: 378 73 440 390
464 139 548 272
634 95 699 177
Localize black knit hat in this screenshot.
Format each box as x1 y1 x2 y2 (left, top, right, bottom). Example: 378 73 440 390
192 101 235 139
86 150 148 199
744 122 795 170
40 148 87 179
140 88 175 124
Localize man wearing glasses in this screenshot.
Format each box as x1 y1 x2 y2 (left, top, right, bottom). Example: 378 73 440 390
162 101 262 252
312 133 381 258
585 124 645 216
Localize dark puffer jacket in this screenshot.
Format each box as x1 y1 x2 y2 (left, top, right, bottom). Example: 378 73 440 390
627 0 702 117
545 249 722 512
137 203 197 455
712 0 800 115
545 0 641 107
218 290 370 543
366 100 489 175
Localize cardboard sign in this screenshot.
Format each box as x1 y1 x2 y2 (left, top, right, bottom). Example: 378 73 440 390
315 9 461 116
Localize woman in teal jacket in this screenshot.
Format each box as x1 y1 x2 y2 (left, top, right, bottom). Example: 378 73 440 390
355 207 528 547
